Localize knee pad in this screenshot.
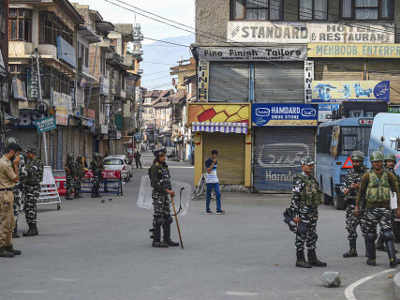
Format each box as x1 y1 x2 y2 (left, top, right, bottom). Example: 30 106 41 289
382 230 394 242
367 233 377 242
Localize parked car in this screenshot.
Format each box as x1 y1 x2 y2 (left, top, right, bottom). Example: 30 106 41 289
103 155 133 182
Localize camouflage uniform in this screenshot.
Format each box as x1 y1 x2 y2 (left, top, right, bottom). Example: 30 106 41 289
74 156 85 199
23 154 43 235
12 155 26 238
290 157 326 268
64 154 75 199
358 151 400 267
90 154 103 198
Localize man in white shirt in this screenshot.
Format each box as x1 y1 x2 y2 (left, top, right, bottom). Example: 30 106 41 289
205 150 224 215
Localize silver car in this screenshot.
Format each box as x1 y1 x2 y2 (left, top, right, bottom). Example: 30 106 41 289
103 155 133 182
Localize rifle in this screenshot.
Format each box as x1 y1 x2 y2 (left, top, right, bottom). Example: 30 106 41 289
170 194 184 249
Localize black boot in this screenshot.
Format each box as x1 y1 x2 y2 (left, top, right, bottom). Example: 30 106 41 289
163 222 179 247
12 224 20 239
296 250 312 268
365 238 369 257
152 224 168 248
366 234 377 266
0 247 14 258
376 234 386 251
5 245 21 255
307 249 327 267
385 239 400 267
343 239 358 258
23 223 38 237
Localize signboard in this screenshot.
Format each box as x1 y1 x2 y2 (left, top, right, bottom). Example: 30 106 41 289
11 77 27 101
34 117 56 133
198 61 209 101
188 104 250 125
57 36 76 68
100 76 109 96
312 80 390 102
252 103 318 127
308 43 400 58
388 106 400 113
52 90 73 113
56 108 68 126
228 22 394 44
318 104 340 122
304 60 314 103
197 46 306 61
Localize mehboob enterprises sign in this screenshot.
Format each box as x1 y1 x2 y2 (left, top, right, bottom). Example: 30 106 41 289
228 22 394 44
197 46 306 61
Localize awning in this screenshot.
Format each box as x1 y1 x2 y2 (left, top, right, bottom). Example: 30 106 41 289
192 122 248 134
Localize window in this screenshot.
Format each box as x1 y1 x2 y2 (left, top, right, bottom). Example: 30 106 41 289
9 8 32 42
339 126 372 156
317 126 332 154
299 0 328 20
341 0 393 20
230 0 283 20
39 12 73 46
84 47 89 68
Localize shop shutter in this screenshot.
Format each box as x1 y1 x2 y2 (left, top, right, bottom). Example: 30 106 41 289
203 133 245 185
253 127 316 192
209 62 249 102
254 62 304 102
314 60 364 81
367 60 400 104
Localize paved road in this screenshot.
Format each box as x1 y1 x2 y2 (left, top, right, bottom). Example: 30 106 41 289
0 154 397 300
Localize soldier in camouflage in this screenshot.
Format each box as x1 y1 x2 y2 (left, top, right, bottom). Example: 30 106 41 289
290 157 327 268
149 149 179 248
376 154 400 251
74 155 85 199
64 153 75 200
23 147 43 237
355 151 400 267
90 153 103 198
12 153 27 238
341 151 368 258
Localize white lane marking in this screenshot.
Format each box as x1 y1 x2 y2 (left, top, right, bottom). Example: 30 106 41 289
344 268 395 300
225 291 260 297
52 277 78 282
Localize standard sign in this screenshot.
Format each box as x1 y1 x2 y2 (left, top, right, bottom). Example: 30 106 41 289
308 43 400 58
34 117 56 133
197 46 306 61
228 22 394 44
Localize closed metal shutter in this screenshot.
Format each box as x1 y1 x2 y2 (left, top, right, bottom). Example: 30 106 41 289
203 133 245 185
209 62 249 102
255 62 304 102
367 60 400 104
314 60 364 80
253 127 316 192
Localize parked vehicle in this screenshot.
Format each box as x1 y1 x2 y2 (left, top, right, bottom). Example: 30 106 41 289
316 117 373 210
103 155 133 182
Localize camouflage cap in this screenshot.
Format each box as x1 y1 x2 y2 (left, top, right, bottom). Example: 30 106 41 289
301 157 314 166
351 151 365 161
370 151 384 162
384 153 397 162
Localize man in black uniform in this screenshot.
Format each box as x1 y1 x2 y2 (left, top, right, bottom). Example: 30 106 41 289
149 149 179 248
341 151 367 258
290 157 327 268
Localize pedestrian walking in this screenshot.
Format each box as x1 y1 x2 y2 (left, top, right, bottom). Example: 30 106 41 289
376 154 400 252
355 151 400 267
12 153 26 238
64 153 75 200
149 149 179 248
341 151 368 258
290 157 326 268
23 147 43 237
134 150 143 169
205 150 224 215
0 142 22 257
90 153 103 198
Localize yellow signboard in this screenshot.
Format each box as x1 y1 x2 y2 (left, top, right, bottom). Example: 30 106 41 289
308 43 400 58
188 104 250 125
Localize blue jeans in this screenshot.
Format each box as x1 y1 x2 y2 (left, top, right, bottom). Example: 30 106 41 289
206 183 222 211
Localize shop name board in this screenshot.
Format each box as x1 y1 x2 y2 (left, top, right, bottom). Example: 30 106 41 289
312 80 390 103
198 61 209 101
198 47 306 61
318 104 340 122
228 22 394 44
34 117 56 133
308 43 400 58
252 104 318 127
56 36 76 68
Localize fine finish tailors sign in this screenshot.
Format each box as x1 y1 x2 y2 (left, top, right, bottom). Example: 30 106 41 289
197 46 306 61
228 22 395 44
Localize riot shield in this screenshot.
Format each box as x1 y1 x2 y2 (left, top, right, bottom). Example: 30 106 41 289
137 175 192 216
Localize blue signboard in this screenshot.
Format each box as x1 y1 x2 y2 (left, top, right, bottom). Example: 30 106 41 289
252 103 318 127
57 36 76 68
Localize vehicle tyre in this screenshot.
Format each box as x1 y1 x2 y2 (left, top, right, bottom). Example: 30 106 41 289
333 194 345 210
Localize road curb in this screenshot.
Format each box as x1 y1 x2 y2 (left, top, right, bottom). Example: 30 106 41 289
393 272 400 299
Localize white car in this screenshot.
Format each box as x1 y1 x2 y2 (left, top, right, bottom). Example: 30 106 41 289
103 155 133 182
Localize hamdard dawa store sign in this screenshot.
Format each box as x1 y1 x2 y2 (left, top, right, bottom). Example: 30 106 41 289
227 22 394 44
